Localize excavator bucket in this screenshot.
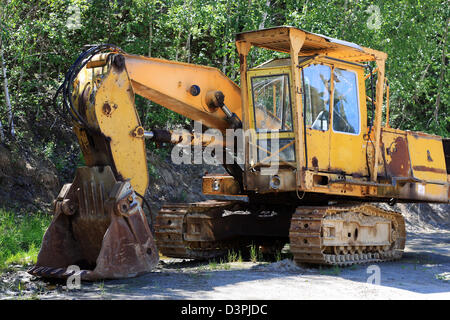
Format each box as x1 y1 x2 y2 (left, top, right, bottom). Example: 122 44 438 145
28 166 159 281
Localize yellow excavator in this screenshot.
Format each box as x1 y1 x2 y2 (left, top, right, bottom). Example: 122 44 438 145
28 27 449 280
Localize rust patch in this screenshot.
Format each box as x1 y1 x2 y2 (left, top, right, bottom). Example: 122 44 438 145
239 54 245 67
412 165 447 174
311 156 319 168
102 103 112 115
385 136 411 178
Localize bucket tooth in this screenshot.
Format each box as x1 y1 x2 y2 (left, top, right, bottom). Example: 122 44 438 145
29 166 158 281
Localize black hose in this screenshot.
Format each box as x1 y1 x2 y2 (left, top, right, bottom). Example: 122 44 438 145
367 64 376 134
54 44 124 131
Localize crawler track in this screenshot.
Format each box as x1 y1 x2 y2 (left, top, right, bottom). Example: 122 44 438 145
289 204 406 266
155 201 239 260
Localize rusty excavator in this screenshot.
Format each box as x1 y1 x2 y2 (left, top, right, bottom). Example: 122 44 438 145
28 27 449 280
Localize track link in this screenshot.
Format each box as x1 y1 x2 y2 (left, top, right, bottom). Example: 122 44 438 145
289 204 406 266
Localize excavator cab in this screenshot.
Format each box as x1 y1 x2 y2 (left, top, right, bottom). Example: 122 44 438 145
233 27 448 204
232 27 382 195
245 56 366 177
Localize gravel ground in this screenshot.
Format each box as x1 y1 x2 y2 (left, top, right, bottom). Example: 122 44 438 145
1 229 449 300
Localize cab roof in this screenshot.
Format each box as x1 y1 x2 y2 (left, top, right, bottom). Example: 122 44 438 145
236 26 386 63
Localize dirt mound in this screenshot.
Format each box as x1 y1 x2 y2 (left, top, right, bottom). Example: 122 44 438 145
0 144 60 212
377 202 450 233
145 150 224 213
262 259 307 273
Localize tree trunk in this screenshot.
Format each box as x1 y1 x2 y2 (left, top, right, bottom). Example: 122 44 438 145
149 20 153 57
184 0 192 63
148 2 153 57
185 32 191 64
259 0 270 29
222 49 227 74
434 18 448 124
0 34 12 139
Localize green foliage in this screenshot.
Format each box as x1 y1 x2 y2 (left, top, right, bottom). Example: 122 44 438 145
0 0 447 152
208 258 231 270
208 259 218 270
319 265 341 276
275 249 282 262
147 160 160 179
77 152 85 167
43 141 56 159
227 249 242 263
0 209 52 269
249 243 263 262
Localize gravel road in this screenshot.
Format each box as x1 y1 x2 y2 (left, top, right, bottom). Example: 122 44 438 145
1 229 448 300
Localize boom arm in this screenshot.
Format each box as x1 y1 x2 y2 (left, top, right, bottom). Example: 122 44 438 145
124 54 242 131
71 49 242 197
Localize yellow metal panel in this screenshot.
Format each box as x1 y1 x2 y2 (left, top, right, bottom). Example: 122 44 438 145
255 132 295 140
235 41 252 190
289 29 307 188
330 133 367 175
407 133 447 183
93 66 149 196
370 51 387 181
306 129 330 171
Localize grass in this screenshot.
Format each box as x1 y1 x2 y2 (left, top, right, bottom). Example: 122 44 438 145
275 249 282 262
96 281 107 298
208 260 218 270
227 249 242 263
319 265 342 276
0 209 52 271
207 258 231 271
250 244 263 263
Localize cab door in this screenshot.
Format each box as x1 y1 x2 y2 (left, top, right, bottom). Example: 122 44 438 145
329 65 367 176
247 67 297 170
301 63 332 172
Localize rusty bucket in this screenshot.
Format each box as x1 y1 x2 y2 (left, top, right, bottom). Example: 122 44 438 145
28 166 158 281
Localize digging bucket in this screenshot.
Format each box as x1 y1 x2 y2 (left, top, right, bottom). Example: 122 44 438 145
28 166 158 281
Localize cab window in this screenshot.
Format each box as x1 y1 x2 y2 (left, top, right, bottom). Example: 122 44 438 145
332 68 360 134
303 64 331 131
251 74 292 132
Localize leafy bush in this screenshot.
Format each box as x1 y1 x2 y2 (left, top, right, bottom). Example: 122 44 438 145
0 210 51 269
